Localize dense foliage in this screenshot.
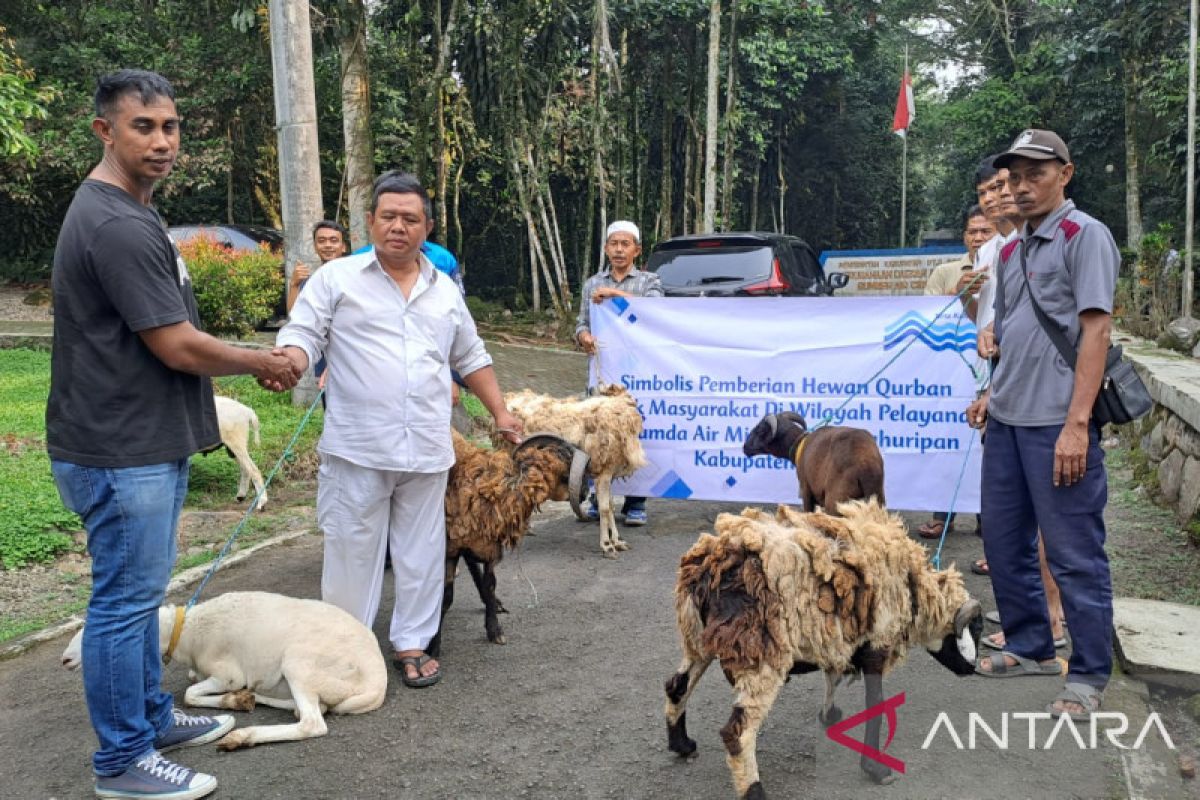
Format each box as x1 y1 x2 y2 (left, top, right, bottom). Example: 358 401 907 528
0 0 1191 309
181 234 283 337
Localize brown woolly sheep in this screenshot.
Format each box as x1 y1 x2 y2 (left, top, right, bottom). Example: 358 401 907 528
429 430 589 656
742 411 884 512
500 385 647 557
663 501 981 798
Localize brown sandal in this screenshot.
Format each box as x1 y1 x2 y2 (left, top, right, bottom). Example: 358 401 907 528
917 520 949 539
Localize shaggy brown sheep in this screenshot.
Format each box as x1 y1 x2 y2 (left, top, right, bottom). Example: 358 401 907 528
663 501 981 798
742 411 884 512
501 385 647 557
430 430 589 655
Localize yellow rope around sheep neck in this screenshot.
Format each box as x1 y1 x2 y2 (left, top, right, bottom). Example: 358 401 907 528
162 605 186 665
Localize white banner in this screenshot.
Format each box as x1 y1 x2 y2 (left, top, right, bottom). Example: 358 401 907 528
820 247 967 295
590 296 983 513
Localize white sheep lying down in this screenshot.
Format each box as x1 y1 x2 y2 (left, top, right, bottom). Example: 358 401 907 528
213 395 267 511
63 591 387 749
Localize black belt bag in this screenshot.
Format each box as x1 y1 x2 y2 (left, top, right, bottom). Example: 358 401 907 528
1016 242 1152 426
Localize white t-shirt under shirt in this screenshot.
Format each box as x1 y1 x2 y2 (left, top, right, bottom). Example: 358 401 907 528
973 229 1019 331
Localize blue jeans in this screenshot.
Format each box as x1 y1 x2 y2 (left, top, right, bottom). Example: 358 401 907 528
51 459 190 776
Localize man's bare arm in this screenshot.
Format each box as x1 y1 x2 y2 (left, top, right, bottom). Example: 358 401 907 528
139 321 301 389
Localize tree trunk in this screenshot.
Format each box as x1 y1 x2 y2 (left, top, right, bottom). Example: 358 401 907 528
719 0 738 230
702 0 720 232
750 162 759 230
452 105 466 278
226 121 235 224
682 124 692 234
659 109 673 241
432 0 462 243
339 0 373 249
776 131 785 234
1123 55 1144 248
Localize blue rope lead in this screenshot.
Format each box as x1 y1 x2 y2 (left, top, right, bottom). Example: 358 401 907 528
185 388 325 611
930 426 978 570
810 287 979 432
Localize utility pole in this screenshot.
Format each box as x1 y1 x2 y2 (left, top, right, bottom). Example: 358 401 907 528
269 0 325 404
1186 0 1197 317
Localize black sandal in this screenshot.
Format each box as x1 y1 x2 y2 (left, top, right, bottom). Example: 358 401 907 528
394 653 441 688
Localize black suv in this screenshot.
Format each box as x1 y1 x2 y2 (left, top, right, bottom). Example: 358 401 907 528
646 232 847 297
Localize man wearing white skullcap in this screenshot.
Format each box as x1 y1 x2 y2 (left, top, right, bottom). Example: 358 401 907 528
574 219 663 526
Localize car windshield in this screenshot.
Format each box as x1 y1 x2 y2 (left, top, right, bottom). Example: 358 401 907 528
649 246 773 287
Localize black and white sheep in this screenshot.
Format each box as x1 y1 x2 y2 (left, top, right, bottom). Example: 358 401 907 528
664 501 981 798
742 410 884 512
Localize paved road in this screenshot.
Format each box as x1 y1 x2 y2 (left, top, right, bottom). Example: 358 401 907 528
0 342 1185 800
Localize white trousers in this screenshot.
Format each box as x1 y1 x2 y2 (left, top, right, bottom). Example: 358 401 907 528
316 454 448 652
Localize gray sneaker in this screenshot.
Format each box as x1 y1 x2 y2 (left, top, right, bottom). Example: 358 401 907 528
95 751 217 799
155 709 236 752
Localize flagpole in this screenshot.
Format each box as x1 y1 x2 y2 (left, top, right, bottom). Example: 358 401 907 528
900 45 908 249
900 130 908 248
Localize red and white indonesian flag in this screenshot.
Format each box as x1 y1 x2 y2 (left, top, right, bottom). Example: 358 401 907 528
892 69 914 137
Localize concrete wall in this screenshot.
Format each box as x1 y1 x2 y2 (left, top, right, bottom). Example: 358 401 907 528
1123 335 1200 524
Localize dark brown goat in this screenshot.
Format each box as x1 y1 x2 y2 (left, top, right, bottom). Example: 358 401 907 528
742 411 884 512
429 431 589 656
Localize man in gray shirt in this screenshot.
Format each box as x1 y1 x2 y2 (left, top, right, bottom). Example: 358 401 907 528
574 221 663 526
969 130 1118 722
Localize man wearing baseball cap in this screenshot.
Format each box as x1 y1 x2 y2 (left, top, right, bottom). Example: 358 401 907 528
574 221 663 526
969 129 1119 723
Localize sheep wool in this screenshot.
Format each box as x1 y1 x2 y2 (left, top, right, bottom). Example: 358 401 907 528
502 385 646 557
665 500 980 799
435 430 579 651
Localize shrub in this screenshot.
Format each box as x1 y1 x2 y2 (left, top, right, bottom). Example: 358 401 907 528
181 234 282 338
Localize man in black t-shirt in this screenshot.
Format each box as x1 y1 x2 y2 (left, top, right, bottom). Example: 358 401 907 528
47 70 300 800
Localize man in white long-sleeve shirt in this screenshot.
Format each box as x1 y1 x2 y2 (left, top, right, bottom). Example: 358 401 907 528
277 171 523 688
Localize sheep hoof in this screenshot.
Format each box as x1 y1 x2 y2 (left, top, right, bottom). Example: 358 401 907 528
226 689 256 712
490 633 507 645
862 761 894 785
602 550 618 559
216 731 250 751
742 783 767 800
614 539 630 551
818 706 842 726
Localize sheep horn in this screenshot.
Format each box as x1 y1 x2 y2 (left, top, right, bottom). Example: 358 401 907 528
765 413 779 437
568 448 591 521
953 598 982 636
513 432 573 456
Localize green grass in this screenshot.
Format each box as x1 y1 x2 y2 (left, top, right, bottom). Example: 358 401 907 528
0 349 78 568
190 375 323 509
461 391 487 420
0 349 324 568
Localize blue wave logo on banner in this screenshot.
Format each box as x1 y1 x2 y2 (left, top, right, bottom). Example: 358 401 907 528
883 311 976 352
